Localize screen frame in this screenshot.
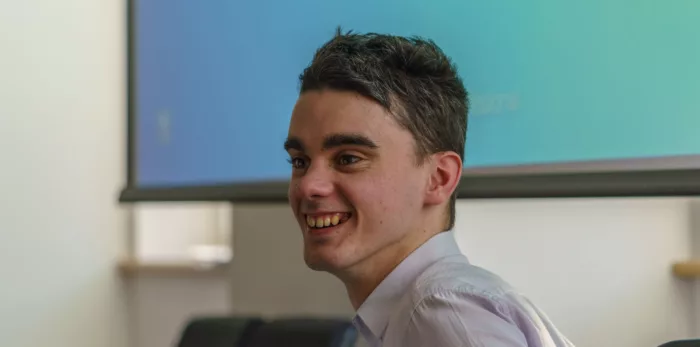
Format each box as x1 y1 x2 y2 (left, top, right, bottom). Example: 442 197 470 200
119 0 700 203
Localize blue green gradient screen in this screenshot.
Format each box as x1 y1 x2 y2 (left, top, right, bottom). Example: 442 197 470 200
134 0 699 187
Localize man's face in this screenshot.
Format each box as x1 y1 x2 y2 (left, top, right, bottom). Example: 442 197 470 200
285 89 430 274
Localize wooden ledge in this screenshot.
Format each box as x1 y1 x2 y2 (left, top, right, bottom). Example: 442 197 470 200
117 259 229 277
672 260 700 279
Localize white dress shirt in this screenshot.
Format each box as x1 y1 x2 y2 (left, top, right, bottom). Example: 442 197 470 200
352 231 575 347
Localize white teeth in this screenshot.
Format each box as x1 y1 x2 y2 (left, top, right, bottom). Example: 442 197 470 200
324 217 331 227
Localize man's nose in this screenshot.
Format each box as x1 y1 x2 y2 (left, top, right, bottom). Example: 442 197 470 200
297 161 334 199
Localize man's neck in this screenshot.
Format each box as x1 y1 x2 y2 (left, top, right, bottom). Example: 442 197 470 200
339 227 443 310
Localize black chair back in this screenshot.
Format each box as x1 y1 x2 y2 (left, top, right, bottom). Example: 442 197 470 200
244 318 357 347
177 316 264 347
659 340 700 347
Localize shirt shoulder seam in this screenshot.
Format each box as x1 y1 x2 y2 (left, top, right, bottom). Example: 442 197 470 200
396 286 512 345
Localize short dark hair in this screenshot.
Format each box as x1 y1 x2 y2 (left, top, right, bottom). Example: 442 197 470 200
298 27 468 231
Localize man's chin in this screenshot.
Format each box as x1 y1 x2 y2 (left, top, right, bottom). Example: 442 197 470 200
303 251 345 273
303 254 332 272
304 261 328 272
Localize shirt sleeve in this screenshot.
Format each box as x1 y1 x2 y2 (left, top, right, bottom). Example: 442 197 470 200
399 290 529 347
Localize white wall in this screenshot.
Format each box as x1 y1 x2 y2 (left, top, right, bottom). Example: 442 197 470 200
0 1 128 347
455 198 694 347
133 202 233 263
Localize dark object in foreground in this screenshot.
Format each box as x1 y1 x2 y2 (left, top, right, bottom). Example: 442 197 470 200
176 315 357 347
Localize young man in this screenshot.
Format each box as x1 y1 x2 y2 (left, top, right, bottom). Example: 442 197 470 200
284 28 575 347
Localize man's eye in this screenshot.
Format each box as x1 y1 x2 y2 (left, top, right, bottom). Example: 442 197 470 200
337 155 361 166
287 157 307 169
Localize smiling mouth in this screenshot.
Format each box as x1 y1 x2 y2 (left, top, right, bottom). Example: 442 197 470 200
305 212 352 229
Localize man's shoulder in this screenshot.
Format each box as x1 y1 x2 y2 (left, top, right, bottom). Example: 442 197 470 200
405 254 516 306
381 255 524 345
388 255 576 347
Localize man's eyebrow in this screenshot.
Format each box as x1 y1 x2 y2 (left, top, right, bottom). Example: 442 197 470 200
284 137 304 152
323 133 378 150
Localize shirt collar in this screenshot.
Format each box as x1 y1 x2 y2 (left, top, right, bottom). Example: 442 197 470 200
353 230 465 342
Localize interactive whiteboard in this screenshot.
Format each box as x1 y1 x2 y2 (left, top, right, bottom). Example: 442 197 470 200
121 0 700 201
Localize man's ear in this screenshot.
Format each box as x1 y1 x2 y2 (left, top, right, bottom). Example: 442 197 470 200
424 151 463 206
